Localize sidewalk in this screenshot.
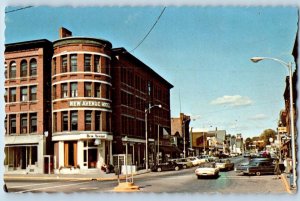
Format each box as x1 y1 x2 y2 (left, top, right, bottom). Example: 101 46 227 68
3 169 150 182
280 173 297 194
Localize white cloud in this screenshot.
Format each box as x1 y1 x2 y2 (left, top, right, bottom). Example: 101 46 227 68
249 113 268 120
210 95 253 107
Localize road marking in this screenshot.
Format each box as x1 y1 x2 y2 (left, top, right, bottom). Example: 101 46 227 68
16 181 91 193
79 187 99 190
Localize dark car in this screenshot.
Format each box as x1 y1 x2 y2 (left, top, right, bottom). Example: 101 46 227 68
151 161 182 172
235 160 276 176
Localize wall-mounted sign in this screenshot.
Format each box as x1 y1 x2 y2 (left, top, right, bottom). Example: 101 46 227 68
86 134 107 139
69 100 110 108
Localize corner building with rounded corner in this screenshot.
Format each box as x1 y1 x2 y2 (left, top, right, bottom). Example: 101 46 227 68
51 33 113 171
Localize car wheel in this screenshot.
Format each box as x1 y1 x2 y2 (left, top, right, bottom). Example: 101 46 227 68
256 172 261 176
197 175 201 179
157 167 162 172
175 166 179 171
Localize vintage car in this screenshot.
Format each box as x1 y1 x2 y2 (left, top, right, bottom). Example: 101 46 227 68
174 158 194 169
151 161 182 172
195 162 219 179
235 160 276 176
215 159 234 171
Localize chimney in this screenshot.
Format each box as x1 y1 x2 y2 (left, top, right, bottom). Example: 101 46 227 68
59 27 72 38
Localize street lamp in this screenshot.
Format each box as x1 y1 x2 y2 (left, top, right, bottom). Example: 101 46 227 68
145 104 162 170
251 56 296 188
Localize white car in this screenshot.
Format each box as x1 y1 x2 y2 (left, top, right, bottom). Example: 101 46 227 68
188 157 202 166
195 162 219 179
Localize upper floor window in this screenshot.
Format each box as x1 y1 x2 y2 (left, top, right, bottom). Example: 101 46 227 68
9 114 16 134
95 111 101 131
10 61 16 78
30 86 37 101
9 88 16 102
70 111 78 131
61 83 68 98
84 54 91 71
70 54 77 72
70 82 78 97
21 87 28 102
20 114 28 134
30 59 37 76
62 111 68 131
61 55 68 73
5 62 7 79
85 111 92 131
52 58 57 75
20 60 28 77
95 83 101 98
94 55 101 73
84 82 92 97
30 113 37 133
4 89 7 103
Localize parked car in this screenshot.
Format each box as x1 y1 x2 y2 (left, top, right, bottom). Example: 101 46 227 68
151 161 182 172
207 156 219 162
188 157 203 166
174 158 193 169
215 159 234 171
235 160 276 176
195 162 219 179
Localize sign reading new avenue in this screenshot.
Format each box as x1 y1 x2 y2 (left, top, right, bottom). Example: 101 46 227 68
69 100 111 108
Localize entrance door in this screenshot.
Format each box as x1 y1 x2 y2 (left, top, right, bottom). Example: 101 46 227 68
83 140 98 169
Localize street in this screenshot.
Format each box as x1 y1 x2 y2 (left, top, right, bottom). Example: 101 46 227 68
4 156 289 194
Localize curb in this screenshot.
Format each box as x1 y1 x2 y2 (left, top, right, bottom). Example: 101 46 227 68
280 173 292 194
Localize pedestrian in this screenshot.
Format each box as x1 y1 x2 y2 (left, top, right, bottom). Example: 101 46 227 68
274 159 281 179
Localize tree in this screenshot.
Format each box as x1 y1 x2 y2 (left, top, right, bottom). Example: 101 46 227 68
245 137 253 150
259 129 276 147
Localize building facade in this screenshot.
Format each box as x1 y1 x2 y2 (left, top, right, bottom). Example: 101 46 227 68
4 40 53 174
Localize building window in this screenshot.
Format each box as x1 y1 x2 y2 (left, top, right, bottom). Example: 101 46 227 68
84 82 92 97
95 111 101 131
85 111 92 131
10 114 16 134
29 113 37 133
9 88 16 102
61 55 68 73
62 111 68 131
84 54 91 71
70 111 78 131
21 60 28 77
20 114 28 134
61 83 68 98
5 116 7 135
10 61 16 78
70 54 77 72
95 83 101 98
30 59 37 76
5 62 7 79
20 87 28 102
94 55 101 72
4 89 7 103
52 58 56 75
53 112 57 132
70 82 78 97
30 86 37 101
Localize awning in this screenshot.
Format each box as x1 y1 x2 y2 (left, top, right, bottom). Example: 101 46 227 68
159 146 181 153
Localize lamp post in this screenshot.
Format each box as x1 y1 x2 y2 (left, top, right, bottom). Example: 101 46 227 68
145 104 162 171
251 56 296 188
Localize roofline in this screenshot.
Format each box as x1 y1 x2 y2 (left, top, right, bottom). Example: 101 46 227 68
112 47 173 88
5 39 52 52
53 36 112 48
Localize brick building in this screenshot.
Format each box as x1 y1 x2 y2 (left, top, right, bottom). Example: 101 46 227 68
4 27 173 174
4 39 53 174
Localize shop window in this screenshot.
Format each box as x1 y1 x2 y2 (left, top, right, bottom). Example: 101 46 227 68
70 54 77 72
70 82 78 97
20 114 28 134
9 88 16 102
10 61 16 78
30 86 37 101
84 54 91 71
62 111 68 131
20 60 28 77
20 87 28 102
61 55 68 73
10 114 16 134
61 83 68 98
95 111 101 131
30 59 37 76
70 111 78 131
85 111 92 131
30 113 37 133
84 82 92 97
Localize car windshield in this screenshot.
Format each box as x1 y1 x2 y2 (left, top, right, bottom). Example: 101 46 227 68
199 163 215 168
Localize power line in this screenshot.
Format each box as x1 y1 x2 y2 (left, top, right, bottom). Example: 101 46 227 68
129 7 166 53
5 6 33 14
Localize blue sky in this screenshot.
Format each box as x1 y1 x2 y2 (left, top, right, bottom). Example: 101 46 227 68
3 5 299 138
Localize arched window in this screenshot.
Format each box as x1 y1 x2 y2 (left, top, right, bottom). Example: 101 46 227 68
9 61 16 78
30 59 37 76
20 60 28 77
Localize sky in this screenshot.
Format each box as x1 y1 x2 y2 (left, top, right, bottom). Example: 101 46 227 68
2 3 299 140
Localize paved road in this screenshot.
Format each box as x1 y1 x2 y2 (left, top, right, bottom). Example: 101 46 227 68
5 156 288 194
